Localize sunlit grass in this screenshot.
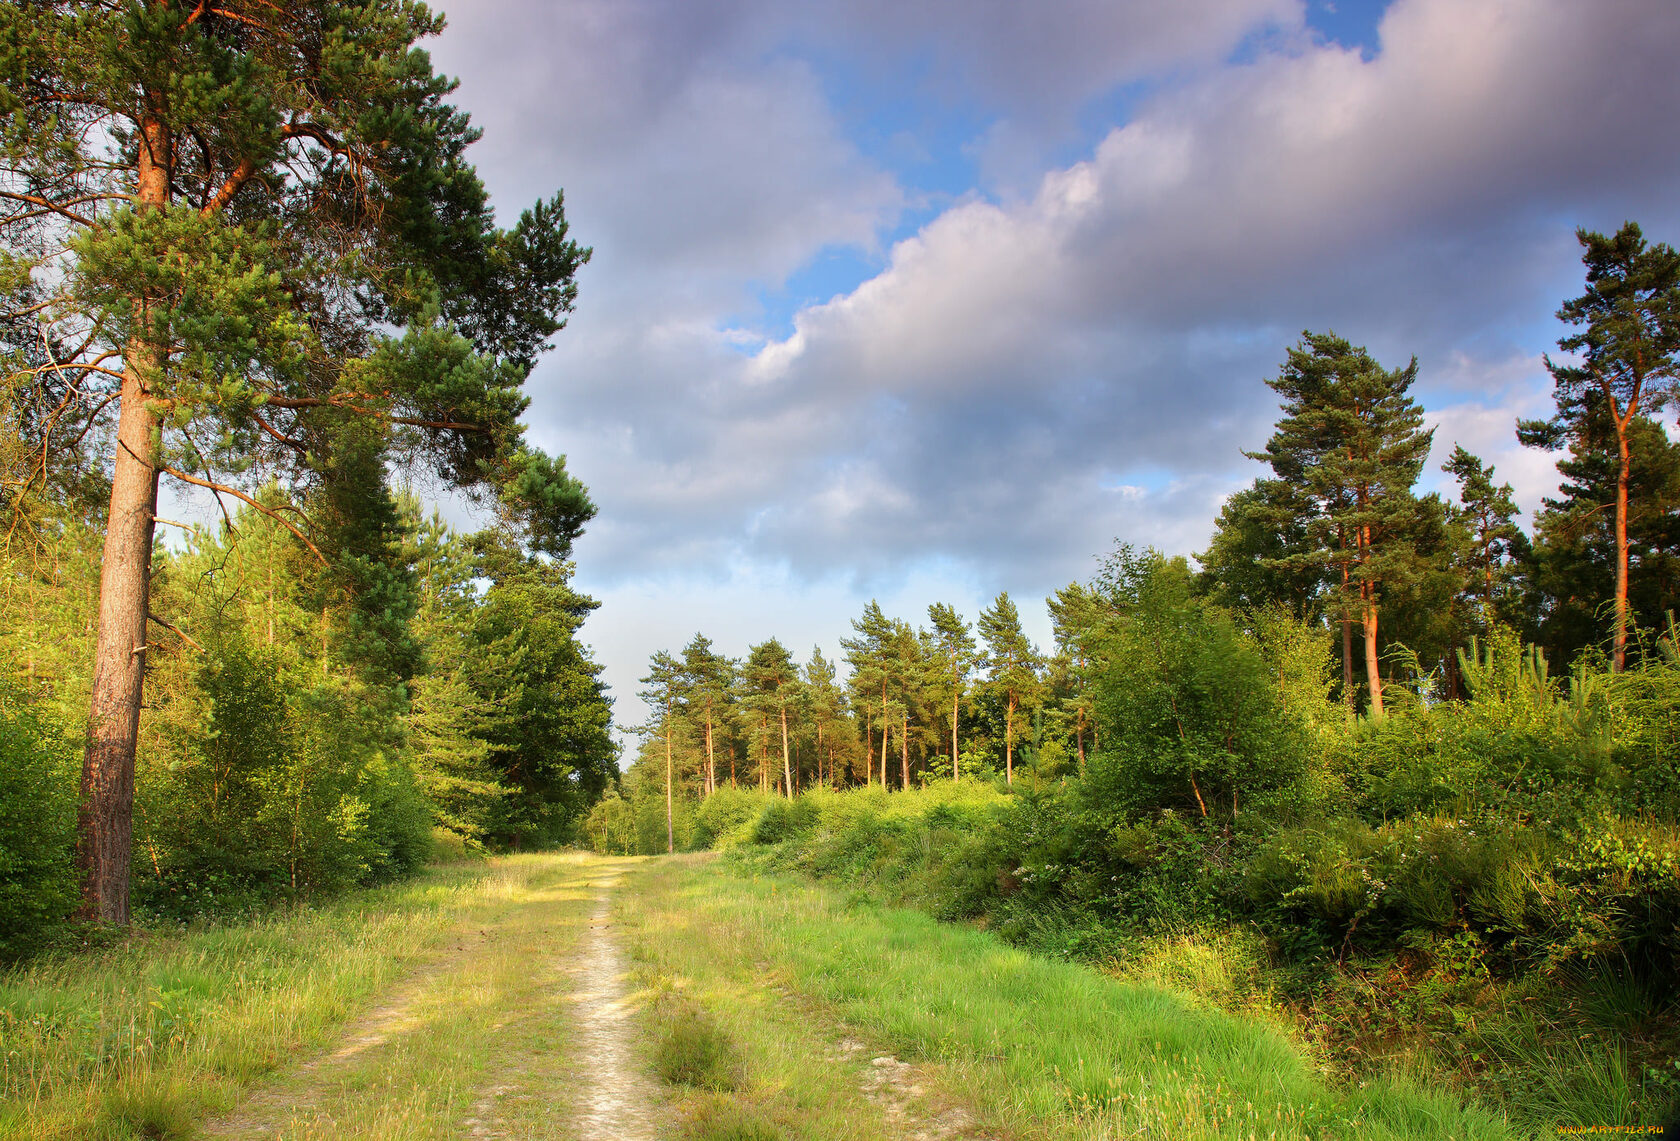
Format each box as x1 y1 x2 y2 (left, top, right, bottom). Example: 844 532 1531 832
622 854 1517 1141
0 853 609 1140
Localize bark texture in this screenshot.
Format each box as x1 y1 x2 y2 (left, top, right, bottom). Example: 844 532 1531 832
76 115 169 924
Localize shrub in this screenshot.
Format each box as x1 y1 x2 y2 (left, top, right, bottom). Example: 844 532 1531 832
692 787 775 848
133 631 431 918
1082 549 1311 826
582 790 636 854
0 684 78 955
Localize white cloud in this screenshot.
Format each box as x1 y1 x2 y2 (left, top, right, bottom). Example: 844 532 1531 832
417 0 1680 743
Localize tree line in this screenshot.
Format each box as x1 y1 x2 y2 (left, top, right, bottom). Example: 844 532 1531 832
599 220 1680 855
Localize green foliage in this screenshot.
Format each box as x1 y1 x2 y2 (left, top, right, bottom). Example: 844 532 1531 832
134 625 431 919
581 791 637 856
0 684 77 956
691 787 775 849
1082 549 1311 823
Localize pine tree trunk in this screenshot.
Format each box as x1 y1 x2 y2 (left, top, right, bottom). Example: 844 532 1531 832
951 690 959 782
77 114 170 924
665 721 674 855
880 713 890 790
1613 425 1631 672
879 685 889 789
1362 586 1384 717
901 709 909 789
1005 692 1015 785
1340 594 1355 708
780 704 793 799
705 712 715 795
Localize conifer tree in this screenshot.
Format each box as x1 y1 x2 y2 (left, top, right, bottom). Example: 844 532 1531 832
1527 415 1680 664
743 638 799 798
0 1 593 921
1518 223 1680 671
1045 584 1107 769
977 591 1041 784
1442 446 1524 623
1247 333 1433 715
841 601 893 788
680 633 733 796
885 619 921 788
926 603 976 781
803 648 846 788
638 651 684 854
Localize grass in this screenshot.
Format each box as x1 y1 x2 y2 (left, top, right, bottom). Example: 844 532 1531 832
650 991 747 1092
0 853 613 1140
619 853 1518 1141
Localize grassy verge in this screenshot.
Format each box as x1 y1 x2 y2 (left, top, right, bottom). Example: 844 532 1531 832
619 853 1514 1141
0 853 607 1140
729 784 1672 1130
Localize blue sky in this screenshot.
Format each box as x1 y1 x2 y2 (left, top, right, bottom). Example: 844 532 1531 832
420 0 1680 742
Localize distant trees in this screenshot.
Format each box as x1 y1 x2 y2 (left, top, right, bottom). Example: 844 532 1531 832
1441 446 1525 625
619 594 1055 810
744 639 800 797
977 593 1042 785
681 635 733 796
639 652 684 854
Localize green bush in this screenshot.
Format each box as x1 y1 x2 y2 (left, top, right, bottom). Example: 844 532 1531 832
692 787 775 848
133 631 431 918
1082 550 1311 825
582 790 636 854
0 684 78 955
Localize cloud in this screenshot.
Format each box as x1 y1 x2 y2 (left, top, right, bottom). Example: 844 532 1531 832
416 0 1680 733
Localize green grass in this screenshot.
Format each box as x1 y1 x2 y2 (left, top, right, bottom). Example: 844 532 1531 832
650 991 747 1092
620 853 1517 1141
0 853 611 1140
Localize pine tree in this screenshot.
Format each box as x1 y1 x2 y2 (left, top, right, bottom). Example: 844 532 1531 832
743 639 800 798
1442 446 1524 624
1518 222 1680 671
0 2 593 921
1246 332 1434 715
680 634 733 796
1046 584 1109 769
1526 415 1680 665
803 648 847 789
925 603 977 781
638 651 684 854
841 601 893 789
977 591 1041 784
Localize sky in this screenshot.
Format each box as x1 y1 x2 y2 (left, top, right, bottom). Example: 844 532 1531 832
415 0 1680 743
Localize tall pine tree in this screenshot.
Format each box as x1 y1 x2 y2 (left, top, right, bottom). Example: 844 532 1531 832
0 1 593 921
1519 223 1680 671
1247 332 1433 715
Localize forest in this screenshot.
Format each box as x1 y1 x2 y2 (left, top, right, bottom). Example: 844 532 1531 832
0 1 1677 1135
0 0 615 951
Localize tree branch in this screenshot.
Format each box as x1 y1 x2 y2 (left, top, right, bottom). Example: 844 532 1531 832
148 611 204 651
201 157 257 216
160 465 326 565
251 408 309 453
262 393 484 432
0 190 99 228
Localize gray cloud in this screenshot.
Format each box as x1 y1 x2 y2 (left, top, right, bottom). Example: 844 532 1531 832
426 0 1680 600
